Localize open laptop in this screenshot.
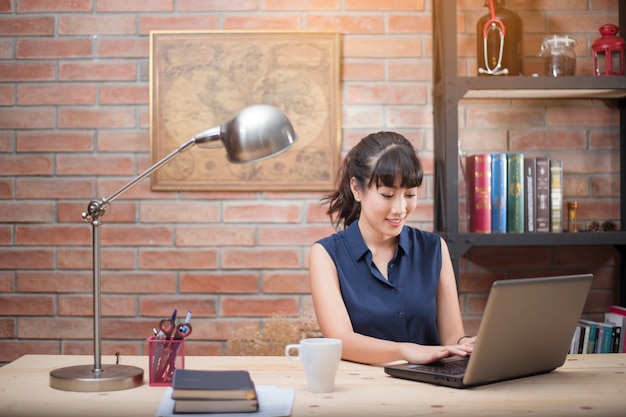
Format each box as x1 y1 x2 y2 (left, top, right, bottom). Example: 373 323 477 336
384 274 593 388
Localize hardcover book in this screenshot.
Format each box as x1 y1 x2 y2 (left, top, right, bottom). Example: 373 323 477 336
467 154 492 233
550 160 563 233
173 398 259 413
171 369 257 401
535 157 551 233
491 153 507 233
507 153 524 233
524 158 536 232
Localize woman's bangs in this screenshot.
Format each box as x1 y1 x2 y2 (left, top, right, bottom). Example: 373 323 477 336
370 146 421 188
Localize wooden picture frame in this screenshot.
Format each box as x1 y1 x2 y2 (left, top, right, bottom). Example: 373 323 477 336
149 30 341 191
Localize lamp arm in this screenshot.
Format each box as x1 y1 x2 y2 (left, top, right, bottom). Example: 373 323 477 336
83 128 220 223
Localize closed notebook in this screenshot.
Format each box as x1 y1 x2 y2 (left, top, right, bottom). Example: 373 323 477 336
171 369 257 400
173 398 259 413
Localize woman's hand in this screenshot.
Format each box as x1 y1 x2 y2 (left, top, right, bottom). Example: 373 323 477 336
399 340 474 365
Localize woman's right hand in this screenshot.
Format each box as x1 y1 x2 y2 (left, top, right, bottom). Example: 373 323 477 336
399 341 473 364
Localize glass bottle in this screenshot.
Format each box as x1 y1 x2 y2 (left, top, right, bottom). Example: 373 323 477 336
540 35 577 76
476 0 523 76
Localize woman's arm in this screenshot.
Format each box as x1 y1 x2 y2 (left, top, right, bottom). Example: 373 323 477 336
309 242 473 365
435 237 475 347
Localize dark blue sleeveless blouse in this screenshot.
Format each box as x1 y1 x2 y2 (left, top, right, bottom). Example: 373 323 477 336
316 220 442 345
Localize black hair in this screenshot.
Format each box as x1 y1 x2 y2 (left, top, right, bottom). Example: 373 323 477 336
323 131 423 230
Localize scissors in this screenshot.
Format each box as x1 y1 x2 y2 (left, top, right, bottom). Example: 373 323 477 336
159 318 192 340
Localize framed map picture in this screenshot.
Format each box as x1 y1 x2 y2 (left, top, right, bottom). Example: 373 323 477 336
149 30 341 191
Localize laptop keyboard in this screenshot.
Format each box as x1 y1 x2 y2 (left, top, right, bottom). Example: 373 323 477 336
408 359 468 375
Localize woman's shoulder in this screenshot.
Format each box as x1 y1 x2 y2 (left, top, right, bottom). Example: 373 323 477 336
403 226 441 243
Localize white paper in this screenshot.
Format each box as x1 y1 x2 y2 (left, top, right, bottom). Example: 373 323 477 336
156 385 295 417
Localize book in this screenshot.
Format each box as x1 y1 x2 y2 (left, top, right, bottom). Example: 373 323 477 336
491 153 507 233
173 398 259 413
535 157 551 233
550 160 563 233
578 320 595 354
467 154 492 233
506 153 524 233
609 305 626 315
171 369 257 401
605 311 626 353
524 158 536 232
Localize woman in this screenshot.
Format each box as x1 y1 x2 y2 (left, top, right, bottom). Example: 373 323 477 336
309 131 475 365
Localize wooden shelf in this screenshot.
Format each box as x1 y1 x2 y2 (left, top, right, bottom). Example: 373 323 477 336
450 76 626 100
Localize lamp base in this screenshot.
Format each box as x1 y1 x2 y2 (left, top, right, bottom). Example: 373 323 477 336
49 364 144 392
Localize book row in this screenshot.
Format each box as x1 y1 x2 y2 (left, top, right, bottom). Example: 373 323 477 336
467 153 563 234
569 305 626 354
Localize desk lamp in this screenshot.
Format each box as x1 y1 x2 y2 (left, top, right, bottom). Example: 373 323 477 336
49 104 297 392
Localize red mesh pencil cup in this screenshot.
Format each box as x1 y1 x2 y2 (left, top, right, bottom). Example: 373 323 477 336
147 336 185 386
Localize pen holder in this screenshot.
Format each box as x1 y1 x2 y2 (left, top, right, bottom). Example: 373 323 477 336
147 336 185 386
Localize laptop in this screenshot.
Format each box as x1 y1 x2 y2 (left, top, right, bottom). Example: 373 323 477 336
384 274 593 388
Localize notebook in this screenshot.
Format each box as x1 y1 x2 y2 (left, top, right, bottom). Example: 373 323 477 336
384 274 593 388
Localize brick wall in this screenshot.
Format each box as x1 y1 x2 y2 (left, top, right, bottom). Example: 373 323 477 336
0 0 620 361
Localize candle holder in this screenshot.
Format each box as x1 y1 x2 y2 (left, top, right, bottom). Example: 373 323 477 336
592 24 625 76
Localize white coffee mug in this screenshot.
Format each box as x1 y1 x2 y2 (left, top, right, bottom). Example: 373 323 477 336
285 338 342 393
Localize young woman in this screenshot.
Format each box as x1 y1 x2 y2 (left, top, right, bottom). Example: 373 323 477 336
309 131 475 365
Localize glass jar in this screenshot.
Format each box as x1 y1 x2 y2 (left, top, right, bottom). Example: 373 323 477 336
540 35 577 76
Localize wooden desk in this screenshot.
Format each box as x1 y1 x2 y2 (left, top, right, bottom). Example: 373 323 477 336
0 354 624 416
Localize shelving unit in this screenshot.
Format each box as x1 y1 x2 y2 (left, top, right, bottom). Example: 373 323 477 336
432 1 626 305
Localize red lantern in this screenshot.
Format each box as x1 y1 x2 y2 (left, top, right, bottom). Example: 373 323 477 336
592 24 625 76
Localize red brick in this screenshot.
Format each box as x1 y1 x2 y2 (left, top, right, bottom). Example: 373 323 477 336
56 154 134 175
177 0 257 11
344 36 421 58
58 108 136 129
16 0 92 12
345 0 424 10
0 84 14 105
547 106 619 127
139 249 218 270
509 129 587 151
18 84 96 106
0 226 11 245
342 60 385 81
258 224 334 246
59 61 137 81
305 14 383 33
222 248 300 269
345 83 427 105
180 272 259 293
138 296 217 317
0 16 54 35
15 225 88 245
97 130 149 152
17 271 91 293
0 202 55 223
0 294 55 315
388 13 431 34
223 15 300 30
547 12 618 34
262 271 310 293
0 272 14 292
0 62 53 81
16 38 92 59
96 0 174 12
0 249 54 269
388 59 432 81
224 202 301 223
263 0 339 11
16 131 94 152
138 15 220 34
97 37 150 58
140 201 220 223
101 272 178 294
176 225 255 247
59 15 137 35
99 84 149 105
221 296 299 316
16 178 94 199
0 108 55 129
58 295 137 317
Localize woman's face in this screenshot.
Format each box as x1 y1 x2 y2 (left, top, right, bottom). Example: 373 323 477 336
352 177 418 238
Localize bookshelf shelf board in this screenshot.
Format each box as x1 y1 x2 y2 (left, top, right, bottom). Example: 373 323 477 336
452 76 626 100
452 231 626 248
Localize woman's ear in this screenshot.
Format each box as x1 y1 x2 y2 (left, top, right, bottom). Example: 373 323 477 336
350 177 362 203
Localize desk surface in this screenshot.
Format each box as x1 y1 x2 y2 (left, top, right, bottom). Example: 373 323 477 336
0 354 624 417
